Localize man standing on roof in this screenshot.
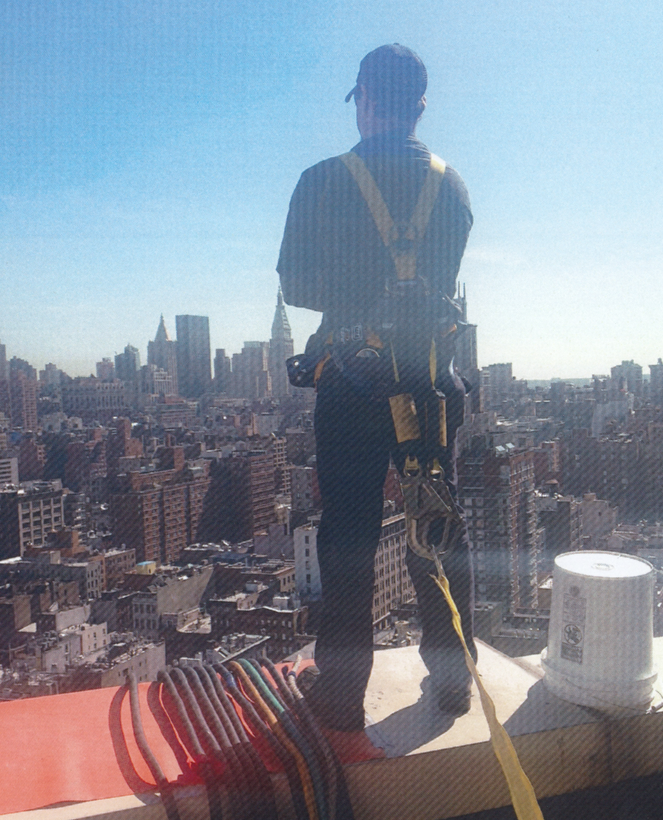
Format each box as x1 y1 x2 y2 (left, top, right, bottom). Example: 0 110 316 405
278 44 477 733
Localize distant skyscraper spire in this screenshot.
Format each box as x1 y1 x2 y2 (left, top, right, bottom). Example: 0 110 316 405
154 314 171 344
148 315 178 395
271 285 292 342
269 287 294 398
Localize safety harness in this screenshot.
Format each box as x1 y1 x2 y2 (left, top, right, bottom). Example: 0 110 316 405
338 150 465 562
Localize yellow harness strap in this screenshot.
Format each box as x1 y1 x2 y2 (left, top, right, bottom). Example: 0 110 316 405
339 151 446 281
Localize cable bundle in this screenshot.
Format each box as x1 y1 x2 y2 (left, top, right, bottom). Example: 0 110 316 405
125 658 355 820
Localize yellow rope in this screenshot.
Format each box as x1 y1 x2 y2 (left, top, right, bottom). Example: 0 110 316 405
432 560 544 820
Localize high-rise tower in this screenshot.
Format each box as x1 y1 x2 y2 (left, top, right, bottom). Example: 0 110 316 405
0 340 7 382
232 342 271 399
0 340 8 425
114 344 141 383
455 283 480 411
175 315 212 398
268 287 294 398
147 315 178 395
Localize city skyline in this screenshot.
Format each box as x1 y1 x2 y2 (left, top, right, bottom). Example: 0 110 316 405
2 1 662 379
1 299 662 388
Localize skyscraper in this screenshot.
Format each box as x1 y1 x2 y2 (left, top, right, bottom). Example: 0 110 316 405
232 342 271 399
457 438 540 613
0 340 9 425
213 349 231 395
268 287 294 398
147 315 178 395
175 315 212 398
9 371 38 432
114 344 141 383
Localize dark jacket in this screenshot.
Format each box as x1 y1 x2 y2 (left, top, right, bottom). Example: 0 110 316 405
277 128 473 334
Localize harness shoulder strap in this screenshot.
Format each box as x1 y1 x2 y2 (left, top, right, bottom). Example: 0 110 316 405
339 152 394 247
339 151 447 281
411 154 446 238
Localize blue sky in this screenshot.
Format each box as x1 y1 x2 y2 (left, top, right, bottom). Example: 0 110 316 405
1 0 661 380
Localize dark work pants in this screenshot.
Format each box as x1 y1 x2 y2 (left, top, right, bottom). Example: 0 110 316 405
309 363 477 729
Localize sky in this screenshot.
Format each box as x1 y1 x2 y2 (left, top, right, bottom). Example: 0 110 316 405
1 0 662 381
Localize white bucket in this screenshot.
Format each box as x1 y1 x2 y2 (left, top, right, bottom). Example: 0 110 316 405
542 550 657 714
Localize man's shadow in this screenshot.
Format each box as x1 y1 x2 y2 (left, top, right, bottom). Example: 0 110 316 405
365 675 460 757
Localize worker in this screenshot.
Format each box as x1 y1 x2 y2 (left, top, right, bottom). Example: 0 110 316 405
278 44 477 732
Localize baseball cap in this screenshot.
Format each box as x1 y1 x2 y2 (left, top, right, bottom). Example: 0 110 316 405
345 44 428 112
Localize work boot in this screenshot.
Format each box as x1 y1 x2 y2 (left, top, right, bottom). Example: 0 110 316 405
295 664 321 696
437 684 472 716
297 666 366 732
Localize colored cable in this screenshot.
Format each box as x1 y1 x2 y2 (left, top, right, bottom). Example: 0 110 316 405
214 663 310 820
125 671 182 820
189 664 278 820
239 658 329 820
229 660 321 820
157 668 224 820
178 665 255 820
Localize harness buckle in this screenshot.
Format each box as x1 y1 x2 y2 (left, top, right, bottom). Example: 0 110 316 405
401 469 463 561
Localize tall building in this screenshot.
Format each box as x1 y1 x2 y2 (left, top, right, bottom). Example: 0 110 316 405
0 456 18 485
232 342 271 399
96 359 115 381
650 359 663 407
562 426 661 524
213 349 232 395
176 315 212 398
201 450 276 542
111 455 210 565
481 363 513 411
293 513 414 628
0 341 7 381
139 365 175 398
106 417 143 476
268 287 294 398
9 371 38 432
115 345 141 381
62 378 126 423
0 341 8 426
611 359 643 398
147 316 178 395
457 439 540 613
0 379 10 427
455 284 479 372
272 436 290 494
0 480 65 558
41 363 64 388
9 357 37 381
536 493 582 571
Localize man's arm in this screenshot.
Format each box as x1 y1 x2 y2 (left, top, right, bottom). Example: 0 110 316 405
277 164 327 313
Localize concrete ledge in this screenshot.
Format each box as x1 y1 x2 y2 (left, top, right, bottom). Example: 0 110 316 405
344 639 663 820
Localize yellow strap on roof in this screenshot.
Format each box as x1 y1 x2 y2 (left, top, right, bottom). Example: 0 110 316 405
432 561 544 820
339 151 446 281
